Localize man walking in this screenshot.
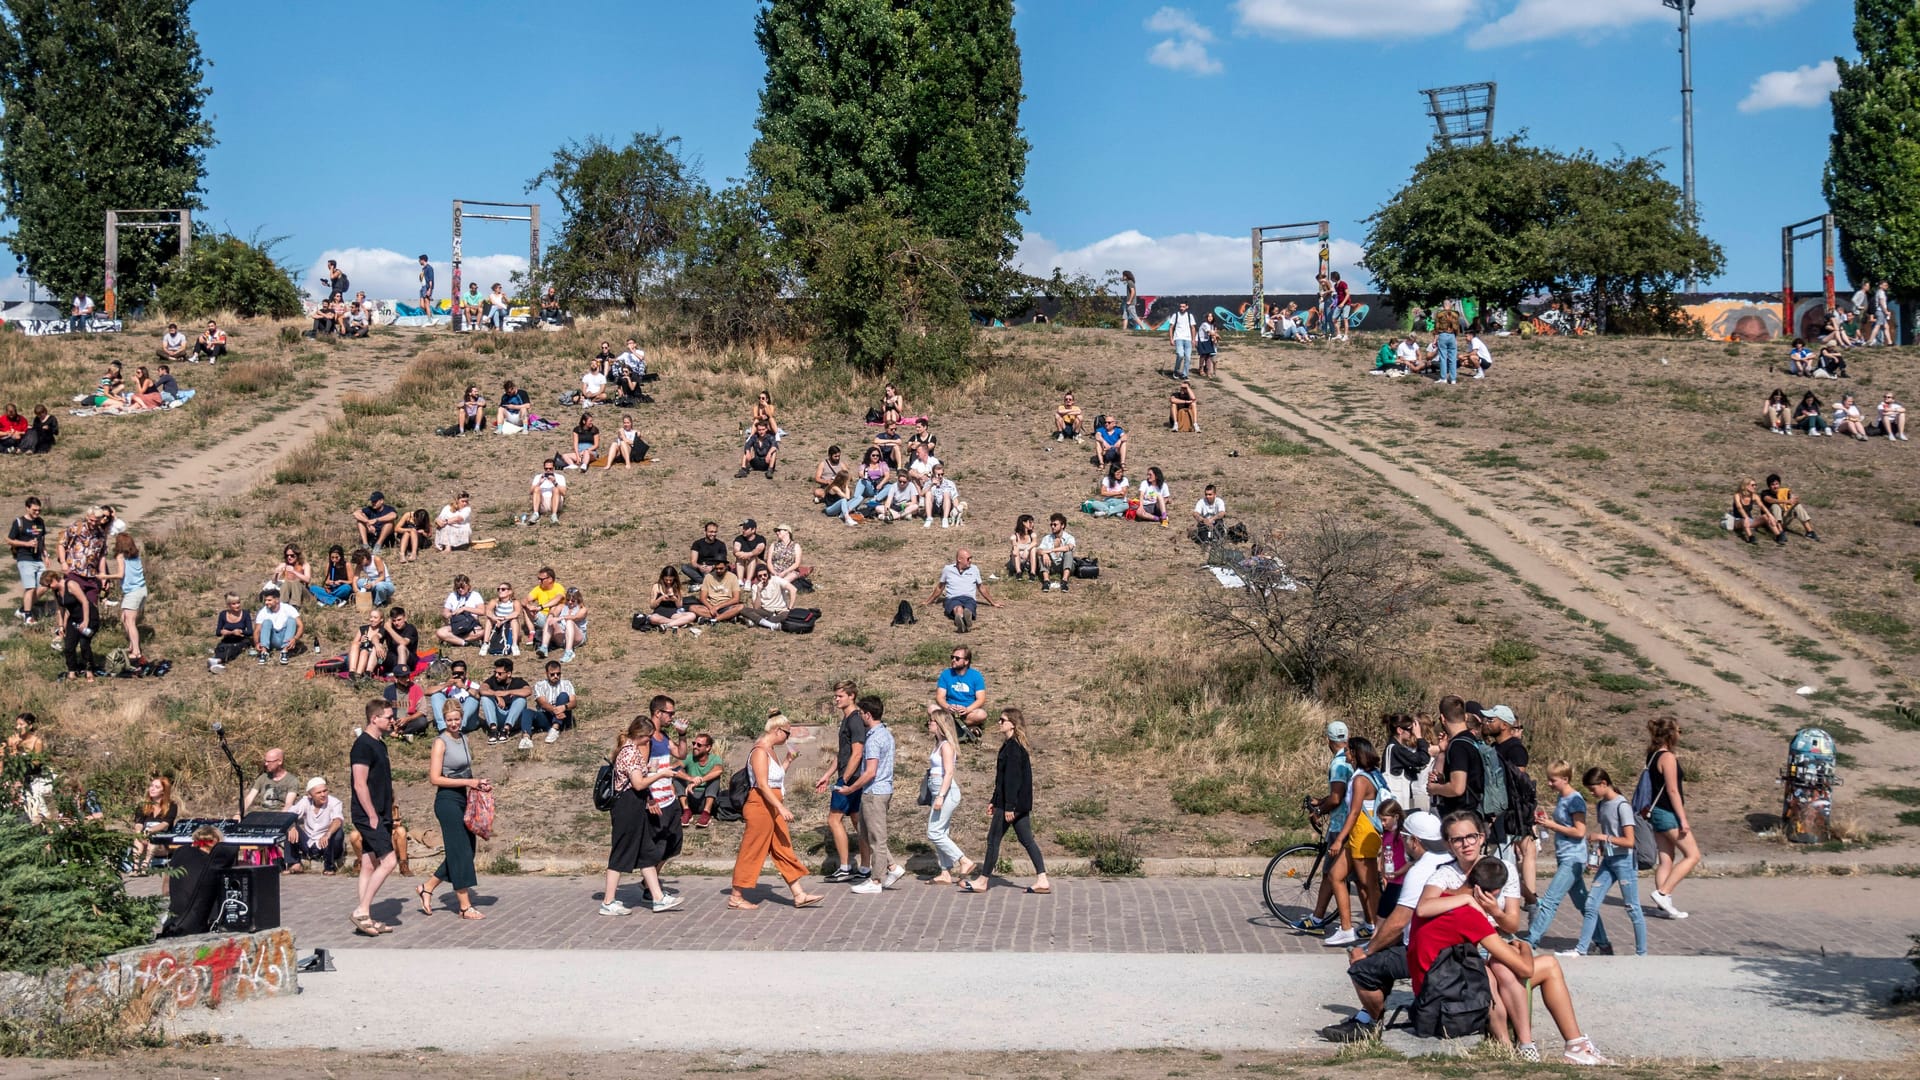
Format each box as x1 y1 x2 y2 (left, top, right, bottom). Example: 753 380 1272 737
1168 302 1197 379
8 496 46 624
349 699 399 935
840 696 905 893
816 681 873 882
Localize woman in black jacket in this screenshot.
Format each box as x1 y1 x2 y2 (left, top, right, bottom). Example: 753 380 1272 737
961 708 1050 894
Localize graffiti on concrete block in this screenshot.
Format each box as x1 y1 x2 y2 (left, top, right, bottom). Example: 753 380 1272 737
57 928 296 1024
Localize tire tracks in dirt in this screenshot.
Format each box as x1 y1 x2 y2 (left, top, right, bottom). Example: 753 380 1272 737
1215 369 1920 803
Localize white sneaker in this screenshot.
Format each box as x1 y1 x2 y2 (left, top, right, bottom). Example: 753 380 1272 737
941 518 952 528
208 659 224 672
544 727 560 744
599 900 631 916
849 879 883 895
651 894 684 913
1555 949 1583 957
549 514 560 524
686 626 702 637
882 865 906 887
1323 928 1359 947
517 736 533 750
1563 1038 1611 1066
1650 890 1677 917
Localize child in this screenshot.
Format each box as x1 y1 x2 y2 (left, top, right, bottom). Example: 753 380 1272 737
1566 767 1647 956
1525 761 1610 953
1375 799 1409 916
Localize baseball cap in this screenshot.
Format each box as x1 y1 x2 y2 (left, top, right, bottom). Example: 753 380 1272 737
739 518 757 530
1463 700 1489 718
306 776 327 793
1483 705 1518 727
369 490 385 503
775 522 793 534
1404 811 1443 843
1325 721 1349 741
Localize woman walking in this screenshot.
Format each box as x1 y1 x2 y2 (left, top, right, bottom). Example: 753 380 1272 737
923 710 975 884
1570 768 1647 955
104 534 148 664
418 721 491 919
728 711 824 910
1644 717 1700 919
961 708 1049 894
1121 271 1140 330
1321 735 1387 947
601 705 685 915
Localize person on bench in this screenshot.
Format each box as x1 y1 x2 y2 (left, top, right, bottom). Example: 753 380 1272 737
540 287 564 325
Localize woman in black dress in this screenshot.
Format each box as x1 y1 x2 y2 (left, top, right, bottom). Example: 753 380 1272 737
961 708 1051 895
601 708 685 915
418 723 490 919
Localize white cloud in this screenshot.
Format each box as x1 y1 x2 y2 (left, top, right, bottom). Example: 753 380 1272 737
1235 0 1476 40
302 247 528 302
1015 228 1369 296
1738 59 1839 113
1467 0 1807 49
1146 6 1224 76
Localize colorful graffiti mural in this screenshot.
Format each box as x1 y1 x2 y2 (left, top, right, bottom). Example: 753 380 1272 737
46 928 297 1026
1678 296 1903 343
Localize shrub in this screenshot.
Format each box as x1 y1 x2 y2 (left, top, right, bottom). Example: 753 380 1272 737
154 232 304 319
0 814 162 975
1087 833 1144 877
803 199 982 384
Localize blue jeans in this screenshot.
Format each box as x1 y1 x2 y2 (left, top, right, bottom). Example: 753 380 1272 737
926 784 964 869
1526 854 1608 949
481 696 526 734
824 497 857 517
358 578 394 607
256 622 296 650
309 582 351 606
430 693 480 733
1173 337 1192 377
1577 853 1648 955
529 692 570 734
488 307 507 330
1436 333 1458 382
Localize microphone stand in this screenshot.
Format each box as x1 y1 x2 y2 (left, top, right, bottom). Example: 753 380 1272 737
216 727 245 821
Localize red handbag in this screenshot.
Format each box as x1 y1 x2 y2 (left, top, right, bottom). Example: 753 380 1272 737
463 787 495 840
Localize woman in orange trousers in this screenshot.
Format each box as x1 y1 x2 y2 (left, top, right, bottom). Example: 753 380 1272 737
729 711 825 910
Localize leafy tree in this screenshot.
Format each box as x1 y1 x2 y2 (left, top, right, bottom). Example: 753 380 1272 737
805 198 973 381
0 804 161 975
528 132 703 310
0 0 214 302
1543 150 1723 332
672 179 797 351
153 232 305 319
1825 0 1920 344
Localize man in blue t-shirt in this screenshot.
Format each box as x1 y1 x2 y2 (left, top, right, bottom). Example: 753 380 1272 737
1309 720 1353 928
417 255 435 311
931 645 989 736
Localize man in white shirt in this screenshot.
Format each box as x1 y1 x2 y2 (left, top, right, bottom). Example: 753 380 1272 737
253 588 304 663
580 361 610 405
286 776 346 874
437 574 486 646
614 338 647 398
1192 484 1227 543
1321 810 1451 1043
927 547 999 632
530 660 575 744
921 465 960 528
1037 513 1077 591
1168 302 1198 379
1467 333 1493 379
526 460 567 524
157 323 189 362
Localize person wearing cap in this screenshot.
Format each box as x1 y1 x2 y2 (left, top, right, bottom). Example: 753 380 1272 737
767 523 811 587
1319 809 1451 1043
286 776 345 874
732 520 768 581
1482 704 1536 904
157 322 189 363
252 588 304 664
1307 720 1354 932
354 492 398 552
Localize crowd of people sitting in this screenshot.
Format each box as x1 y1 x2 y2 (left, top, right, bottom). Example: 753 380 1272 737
1763 382 1906 442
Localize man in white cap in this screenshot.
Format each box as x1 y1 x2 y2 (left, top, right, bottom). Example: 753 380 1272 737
1307 720 1352 936
1320 809 1452 1043
1482 704 1537 906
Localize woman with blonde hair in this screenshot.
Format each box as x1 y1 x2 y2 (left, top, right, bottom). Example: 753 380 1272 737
728 711 824 910
417 715 491 919
434 493 473 551
1643 717 1700 919
923 709 974 884
961 708 1050 894
103 533 148 663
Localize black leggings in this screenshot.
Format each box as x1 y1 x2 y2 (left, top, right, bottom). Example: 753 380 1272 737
982 809 1045 879
63 622 95 674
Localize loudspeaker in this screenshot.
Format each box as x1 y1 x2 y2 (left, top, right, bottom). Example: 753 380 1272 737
215 865 282 932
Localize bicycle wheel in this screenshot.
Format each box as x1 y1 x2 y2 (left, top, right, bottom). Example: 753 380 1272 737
1262 843 1326 928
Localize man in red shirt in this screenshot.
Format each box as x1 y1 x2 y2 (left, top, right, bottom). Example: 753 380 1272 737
1410 858 1610 1065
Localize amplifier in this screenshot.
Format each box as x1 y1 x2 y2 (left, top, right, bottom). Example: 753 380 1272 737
214 865 281 933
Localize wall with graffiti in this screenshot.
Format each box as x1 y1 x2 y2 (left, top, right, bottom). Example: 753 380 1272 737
0 928 297 1027
1677 293 1902 343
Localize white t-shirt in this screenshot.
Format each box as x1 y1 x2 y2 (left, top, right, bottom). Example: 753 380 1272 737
489 290 509 312
1039 529 1076 553
255 603 299 634
1395 341 1420 365
290 794 342 839
1194 496 1226 518
162 331 186 351
1395 849 1456 945
1139 480 1169 504
1469 337 1492 366
1415 855 1522 944
907 455 939 479
532 471 568 495
925 478 958 503
444 589 484 616
1880 399 1906 421
1169 311 1197 339
581 371 607 396
939 563 981 601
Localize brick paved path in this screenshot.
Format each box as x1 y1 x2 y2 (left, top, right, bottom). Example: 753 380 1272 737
242 872 1917 956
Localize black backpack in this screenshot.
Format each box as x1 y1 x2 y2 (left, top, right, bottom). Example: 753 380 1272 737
592 758 617 812
712 767 751 822
780 608 819 634
1498 750 1538 845
1409 942 1492 1039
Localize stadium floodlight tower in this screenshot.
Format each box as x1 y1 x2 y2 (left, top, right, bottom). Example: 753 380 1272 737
1420 82 1497 149
1663 0 1697 231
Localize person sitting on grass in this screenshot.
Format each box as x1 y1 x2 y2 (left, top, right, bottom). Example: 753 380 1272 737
209 592 253 672
812 445 846 503
394 509 431 563
614 338 647 397
732 520 768 581
495 379 531 433
1168 381 1198 431
605 415 644 469
683 521 730 587
531 660 575 742
1193 484 1228 543
1833 394 1868 440
1761 474 1820 541
430 660 482 734
158 323 190 363
1054 392 1083 441
1092 414 1128 468
346 608 389 683
680 732 725 827
527 459 567 524
350 547 395 607
1137 466 1171 526
482 582 529 657
579 358 610 406
1037 514 1077 591
1877 391 1907 442
434 493 474 552
921 465 960 528
928 547 999 633
692 563 745 624
437 575 486 648
526 565 565 645
479 658 533 748
539 586 588 663
753 390 783 442
382 606 419 679
1815 342 1849 379
882 382 905 425
345 292 373 338
562 413 600 470
904 442 940 482
930 644 990 736
864 472 921 523
1732 478 1786 546
1785 338 1814 377
193 321 227 363
1372 340 1401 374
871 419 903 470
822 469 862 526
385 669 430 735
302 545 346 606
854 446 892 502
253 588 304 663
647 566 700 633
1007 514 1039 580
741 565 797 630
906 418 938 458
1794 390 1831 436
1763 388 1791 434
1090 462 1129 517
737 418 778 479
355 492 398 551
455 384 487 434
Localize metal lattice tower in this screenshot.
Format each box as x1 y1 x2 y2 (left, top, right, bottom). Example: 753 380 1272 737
1421 82 1497 149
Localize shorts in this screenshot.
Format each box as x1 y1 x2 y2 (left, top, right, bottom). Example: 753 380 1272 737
943 596 978 618
16 559 43 592
355 823 394 858
576 442 593 454
119 586 148 612
420 286 433 300
1346 817 1382 860
1648 806 1680 833
829 788 862 816
1346 942 1408 993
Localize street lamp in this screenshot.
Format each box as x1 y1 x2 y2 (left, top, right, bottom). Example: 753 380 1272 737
1664 1 1697 244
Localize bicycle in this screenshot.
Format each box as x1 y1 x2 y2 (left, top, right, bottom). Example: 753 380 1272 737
1262 796 1356 930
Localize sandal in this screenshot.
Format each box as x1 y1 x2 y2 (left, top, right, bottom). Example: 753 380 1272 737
1025 885 1052 894
955 858 977 877
958 880 985 893
793 893 823 908
416 885 434 915
350 913 381 936
727 897 760 911
457 907 484 920
928 874 954 885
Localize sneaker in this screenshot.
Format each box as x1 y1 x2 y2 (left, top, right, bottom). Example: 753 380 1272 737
511 645 522 656
853 867 872 881
560 649 576 663
278 649 290 665
208 659 224 672
882 865 906 887
825 867 853 883
696 811 711 828
1555 949 1584 957
1302 912 1335 934
517 736 533 750
1316 1017 1380 1044
1563 1038 1611 1066
1059 580 1069 592
548 514 560 524
924 518 933 528
686 626 702 637
849 879 883 895
1518 1043 1541 1063
598 900 632 916
1650 890 1678 917
735 468 750 478
257 652 269 666
942 518 953 529
1323 928 1359 947
1900 434 1909 441
651 894 684 913
681 807 695 826
544 727 560 744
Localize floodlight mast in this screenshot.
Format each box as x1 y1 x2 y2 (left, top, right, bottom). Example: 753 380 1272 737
1665 0 1697 286
1420 82 1497 150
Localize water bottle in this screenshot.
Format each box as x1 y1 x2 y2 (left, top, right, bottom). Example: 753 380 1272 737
1586 844 1600 870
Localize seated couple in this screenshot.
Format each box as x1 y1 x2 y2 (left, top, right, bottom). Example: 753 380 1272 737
1006 514 1078 590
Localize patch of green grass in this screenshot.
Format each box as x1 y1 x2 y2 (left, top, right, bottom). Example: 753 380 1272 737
1464 448 1525 470
1254 435 1311 457
1438 567 1485 585
486 855 523 875
1062 796 1108 817
1867 786 1920 806
1869 703 1920 732
1713 669 1745 684
850 534 906 553
829 629 870 649
1784 637 1842 665
1483 638 1539 668
1566 390 1621 406
637 651 748 689
1171 776 1287 818
1558 444 1609 462
898 639 957 667
1835 609 1912 645
1898 810 1920 828
1590 671 1655 694
707 689 782 737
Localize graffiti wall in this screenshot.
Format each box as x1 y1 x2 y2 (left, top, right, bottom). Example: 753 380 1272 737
0 928 299 1027
1678 294 1903 343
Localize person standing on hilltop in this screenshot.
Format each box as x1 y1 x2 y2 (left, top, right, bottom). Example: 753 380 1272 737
1168 302 1197 379
1121 270 1140 329
417 254 435 314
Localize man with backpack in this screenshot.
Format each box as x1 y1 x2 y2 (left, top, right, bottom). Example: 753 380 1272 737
1425 699 1508 845
1482 704 1539 906
1318 809 1451 1043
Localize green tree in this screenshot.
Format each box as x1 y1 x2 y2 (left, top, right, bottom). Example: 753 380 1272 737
805 198 972 381
528 132 704 310
1825 0 1920 343
0 0 214 303
153 232 305 320
672 179 797 350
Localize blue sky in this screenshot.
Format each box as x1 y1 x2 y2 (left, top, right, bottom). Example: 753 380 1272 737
1 0 1856 301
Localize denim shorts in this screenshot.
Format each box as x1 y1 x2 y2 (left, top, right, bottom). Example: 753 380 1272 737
16 559 43 592
1648 806 1680 833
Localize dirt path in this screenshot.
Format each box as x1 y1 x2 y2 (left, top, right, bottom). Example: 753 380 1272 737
1215 367 1920 846
113 348 410 531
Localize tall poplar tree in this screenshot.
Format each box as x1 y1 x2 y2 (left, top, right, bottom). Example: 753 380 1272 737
0 0 215 302
1824 0 1920 343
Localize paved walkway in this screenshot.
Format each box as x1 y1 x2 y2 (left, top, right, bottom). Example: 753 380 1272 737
216 872 1920 957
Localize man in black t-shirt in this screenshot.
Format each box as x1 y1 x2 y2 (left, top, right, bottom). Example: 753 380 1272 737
349 699 398 935
682 521 729 586
732 519 768 579
355 491 398 551
814 680 873 882
7 496 47 622
383 607 420 678
1482 704 1536 902
737 419 779 479
1426 696 1483 820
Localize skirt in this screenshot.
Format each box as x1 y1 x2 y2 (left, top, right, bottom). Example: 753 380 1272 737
635 799 684 869
607 787 648 872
